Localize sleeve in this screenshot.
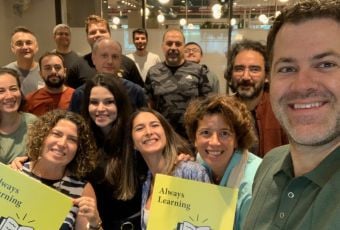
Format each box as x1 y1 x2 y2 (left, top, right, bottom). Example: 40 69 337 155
198 65 213 96
68 86 84 114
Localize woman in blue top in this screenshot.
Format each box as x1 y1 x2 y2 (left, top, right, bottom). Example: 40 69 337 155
126 108 210 229
184 95 262 230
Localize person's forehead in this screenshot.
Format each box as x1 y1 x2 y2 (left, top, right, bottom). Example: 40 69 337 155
55 27 70 33
164 31 184 41
88 22 108 31
135 33 146 38
234 50 265 64
97 42 121 54
42 55 63 64
185 44 200 50
12 32 36 42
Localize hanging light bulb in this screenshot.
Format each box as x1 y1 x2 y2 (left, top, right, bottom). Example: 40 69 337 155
157 14 165 23
112 17 120 25
159 0 170 4
179 18 187 26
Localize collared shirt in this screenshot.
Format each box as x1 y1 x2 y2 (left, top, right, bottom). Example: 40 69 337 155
243 145 340 230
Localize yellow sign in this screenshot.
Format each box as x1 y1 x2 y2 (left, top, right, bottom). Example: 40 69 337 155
0 163 73 229
147 174 238 230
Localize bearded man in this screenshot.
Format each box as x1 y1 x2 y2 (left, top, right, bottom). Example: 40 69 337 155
225 39 287 157
24 52 74 116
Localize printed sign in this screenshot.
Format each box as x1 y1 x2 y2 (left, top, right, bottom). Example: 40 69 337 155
147 174 238 230
0 163 73 229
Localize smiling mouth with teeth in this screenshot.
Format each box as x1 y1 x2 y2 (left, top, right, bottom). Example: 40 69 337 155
292 102 324 109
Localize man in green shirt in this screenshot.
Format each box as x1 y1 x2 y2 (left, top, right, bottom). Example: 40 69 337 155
243 0 340 229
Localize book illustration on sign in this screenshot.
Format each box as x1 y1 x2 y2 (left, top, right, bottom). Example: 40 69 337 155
176 221 211 230
0 216 34 230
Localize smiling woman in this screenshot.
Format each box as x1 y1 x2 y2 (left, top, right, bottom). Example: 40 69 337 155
0 68 37 164
126 107 210 230
22 109 101 230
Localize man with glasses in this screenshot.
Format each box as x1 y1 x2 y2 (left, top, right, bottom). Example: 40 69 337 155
24 52 74 116
5 26 44 95
184 41 220 93
52 24 80 73
225 39 287 157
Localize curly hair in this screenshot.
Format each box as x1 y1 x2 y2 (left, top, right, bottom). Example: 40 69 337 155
126 107 192 175
267 0 340 68
26 110 98 179
0 67 26 111
225 39 268 89
184 95 257 151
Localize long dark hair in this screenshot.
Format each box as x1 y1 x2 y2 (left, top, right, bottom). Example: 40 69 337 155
81 73 137 199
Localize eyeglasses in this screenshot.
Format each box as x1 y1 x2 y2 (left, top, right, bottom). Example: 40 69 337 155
233 65 263 77
42 64 63 72
184 48 200 54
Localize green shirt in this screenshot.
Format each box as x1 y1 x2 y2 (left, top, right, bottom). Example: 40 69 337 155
243 145 340 230
0 112 37 164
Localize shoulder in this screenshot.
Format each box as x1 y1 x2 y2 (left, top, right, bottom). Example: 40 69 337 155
21 112 37 123
4 62 17 69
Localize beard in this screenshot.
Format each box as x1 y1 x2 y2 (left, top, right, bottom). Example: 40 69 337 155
231 78 265 100
44 75 65 89
166 50 182 66
136 43 146 51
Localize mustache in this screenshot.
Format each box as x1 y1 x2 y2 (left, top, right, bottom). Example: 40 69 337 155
238 79 254 86
278 88 331 103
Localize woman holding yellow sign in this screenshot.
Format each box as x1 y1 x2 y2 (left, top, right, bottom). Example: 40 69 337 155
184 95 262 230
126 107 210 230
21 110 103 230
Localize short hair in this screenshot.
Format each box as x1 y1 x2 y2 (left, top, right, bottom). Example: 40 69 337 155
184 95 257 151
11 26 35 37
225 39 268 84
26 110 98 179
92 37 122 54
82 73 136 199
53 24 71 35
267 0 340 67
162 28 185 43
127 107 192 175
38 52 65 70
0 68 26 111
132 28 148 40
185 42 203 55
85 14 110 35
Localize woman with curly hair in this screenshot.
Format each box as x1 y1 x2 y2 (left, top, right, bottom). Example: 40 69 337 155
184 95 262 230
22 109 102 230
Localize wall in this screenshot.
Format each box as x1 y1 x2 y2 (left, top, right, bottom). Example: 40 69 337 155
0 0 56 66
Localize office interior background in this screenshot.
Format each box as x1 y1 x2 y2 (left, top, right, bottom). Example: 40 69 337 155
0 0 298 93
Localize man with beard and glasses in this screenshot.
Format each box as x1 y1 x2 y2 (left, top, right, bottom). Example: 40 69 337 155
244 1 340 229
127 28 161 82
145 28 212 139
225 39 287 157
24 52 74 116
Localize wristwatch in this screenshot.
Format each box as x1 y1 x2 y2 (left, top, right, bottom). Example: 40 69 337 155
86 221 103 230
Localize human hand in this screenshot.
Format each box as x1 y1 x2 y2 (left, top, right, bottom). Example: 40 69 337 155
175 153 195 164
73 196 101 227
9 156 28 171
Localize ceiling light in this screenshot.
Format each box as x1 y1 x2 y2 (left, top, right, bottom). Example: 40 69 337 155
159 0 170 4
157 14 165 23
112 16 120 25
230 18 237 26
179 18 187 26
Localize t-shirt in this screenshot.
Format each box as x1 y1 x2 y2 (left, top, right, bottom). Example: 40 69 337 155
126 52 161 81
0 112 37 164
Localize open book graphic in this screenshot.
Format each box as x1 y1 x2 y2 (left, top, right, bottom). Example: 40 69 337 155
177 221 211 230
0 216 33 230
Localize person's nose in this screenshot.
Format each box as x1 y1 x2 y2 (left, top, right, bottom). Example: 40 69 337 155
209 132 221 146
241 68 252 80
57 136 67 147
97 102 106 111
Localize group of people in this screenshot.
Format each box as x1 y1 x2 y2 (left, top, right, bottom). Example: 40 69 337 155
0 0 339 229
